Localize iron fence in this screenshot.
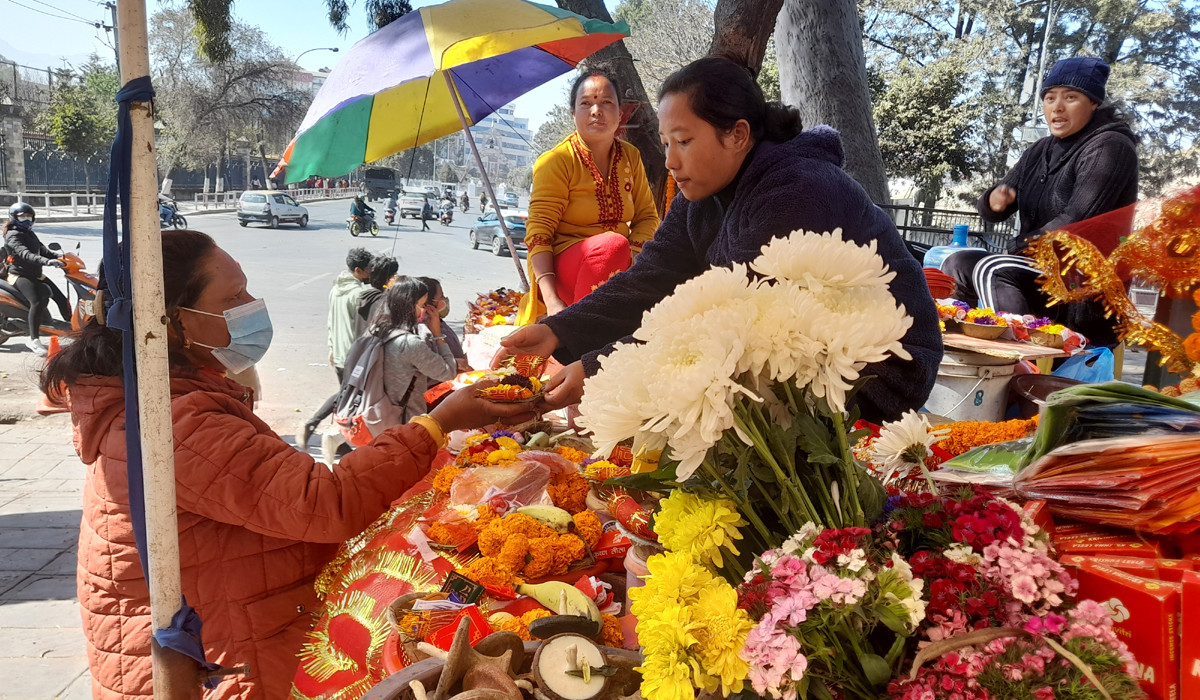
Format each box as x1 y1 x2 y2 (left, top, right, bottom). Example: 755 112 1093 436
880 204 1017 254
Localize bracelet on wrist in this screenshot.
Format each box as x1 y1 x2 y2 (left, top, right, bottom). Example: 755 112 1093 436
409 413 448 449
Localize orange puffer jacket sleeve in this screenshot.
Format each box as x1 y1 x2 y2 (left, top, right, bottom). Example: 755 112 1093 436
170 385 432 542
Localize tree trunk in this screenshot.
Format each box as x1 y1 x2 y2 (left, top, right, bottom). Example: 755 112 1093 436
258 142 273 189
708 0 785 73
775 0 891 204
555 0 667 213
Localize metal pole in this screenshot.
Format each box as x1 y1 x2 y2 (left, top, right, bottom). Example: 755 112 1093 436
443 71 529 291
1030 0 1054 126
109 2 121 76
116 0 198 698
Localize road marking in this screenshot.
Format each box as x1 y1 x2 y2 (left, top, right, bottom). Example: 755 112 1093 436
284 272 332 292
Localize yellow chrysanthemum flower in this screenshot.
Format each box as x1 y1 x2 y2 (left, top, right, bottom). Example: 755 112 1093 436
494 437 521 451
690 581 754 696
629 551 714 617
636 605 701 700
486 449 519 464
654 491 746 568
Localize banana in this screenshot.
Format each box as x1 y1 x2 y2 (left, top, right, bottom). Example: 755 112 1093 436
516 581 601 622
515 505 574 534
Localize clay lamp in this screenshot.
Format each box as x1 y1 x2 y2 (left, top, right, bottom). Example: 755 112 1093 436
531 634 613 700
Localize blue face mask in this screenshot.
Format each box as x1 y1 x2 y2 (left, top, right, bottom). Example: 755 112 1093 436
180 298 273 374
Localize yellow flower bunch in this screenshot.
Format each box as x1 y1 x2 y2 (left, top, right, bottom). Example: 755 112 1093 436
486 449 520 465
654 491 746 569
494 436 522 451
630 552 753 700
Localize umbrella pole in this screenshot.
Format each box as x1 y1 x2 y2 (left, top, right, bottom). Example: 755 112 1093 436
117 1 200 698
443 72 529 291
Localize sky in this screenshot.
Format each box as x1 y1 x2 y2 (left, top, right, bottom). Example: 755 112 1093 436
0 0 620 132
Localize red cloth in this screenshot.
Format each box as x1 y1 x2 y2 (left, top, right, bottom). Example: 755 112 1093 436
69 372 438 700
553 232 632 306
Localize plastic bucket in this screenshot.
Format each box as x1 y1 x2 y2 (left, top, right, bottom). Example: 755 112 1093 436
925 350 1018 421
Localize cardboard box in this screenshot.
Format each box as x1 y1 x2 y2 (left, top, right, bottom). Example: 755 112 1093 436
1057 538 1167 557
1076 562 1181 700
1182 570 1200 700
1059 554 1157 574
1155 559 1194 583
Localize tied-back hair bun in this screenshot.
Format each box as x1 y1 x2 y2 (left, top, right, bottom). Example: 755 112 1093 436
660 56 802 144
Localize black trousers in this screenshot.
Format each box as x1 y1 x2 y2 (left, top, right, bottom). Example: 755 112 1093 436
13 276 68 340
307 365 345 428
942 250 1119 347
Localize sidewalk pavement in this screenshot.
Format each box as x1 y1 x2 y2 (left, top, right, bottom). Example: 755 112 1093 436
0 412 91 699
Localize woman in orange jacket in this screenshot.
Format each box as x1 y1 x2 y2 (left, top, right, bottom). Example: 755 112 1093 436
41 230 532 700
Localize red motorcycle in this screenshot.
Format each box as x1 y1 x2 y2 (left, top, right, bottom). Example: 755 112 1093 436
0 242 98 344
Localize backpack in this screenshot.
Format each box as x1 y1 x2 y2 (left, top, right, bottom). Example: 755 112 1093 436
332 330 419 447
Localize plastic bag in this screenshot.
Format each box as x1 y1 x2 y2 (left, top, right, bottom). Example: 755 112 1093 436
1052 347 1114 383
449 462 554 511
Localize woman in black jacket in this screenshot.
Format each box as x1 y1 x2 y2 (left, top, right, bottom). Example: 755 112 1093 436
497 57 941 424
3 203 69 354
944 57 1137 345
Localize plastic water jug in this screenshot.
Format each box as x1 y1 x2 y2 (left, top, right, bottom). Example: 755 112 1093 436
923 224 982 270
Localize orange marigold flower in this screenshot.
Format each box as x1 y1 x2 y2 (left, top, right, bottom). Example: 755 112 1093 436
473 504 499 531
459 557 520 589
427 520 474 547
496 609 554 641
555 446 589 464
933 417 1040 457
431 465 464 494
548 472 590 514
497 533 530 572
477 522 508 557
1184 332 1200 362
556 534 586 568
572 510 602 549
523 537 558 579
600 614 624 648
502 513 558 539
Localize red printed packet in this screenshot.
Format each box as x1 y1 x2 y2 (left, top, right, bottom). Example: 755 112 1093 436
1181 570 1200 699
1059 554 1157 574
593 529 631 561
1076 562 1181 700
424 605 492 652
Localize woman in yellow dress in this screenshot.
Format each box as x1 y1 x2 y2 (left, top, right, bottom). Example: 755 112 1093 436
516 69 661 324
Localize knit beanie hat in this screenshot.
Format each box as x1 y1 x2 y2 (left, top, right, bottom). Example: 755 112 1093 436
1041 57 1109 104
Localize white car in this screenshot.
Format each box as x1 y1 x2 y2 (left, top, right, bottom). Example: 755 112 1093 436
237 191 309 228
399 192 428 218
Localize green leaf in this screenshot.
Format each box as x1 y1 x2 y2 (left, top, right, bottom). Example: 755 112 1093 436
564 664 621 679
875 606 910 635
856 472 887 522
858 652 892 687
606 471 677 492
809 679 835 700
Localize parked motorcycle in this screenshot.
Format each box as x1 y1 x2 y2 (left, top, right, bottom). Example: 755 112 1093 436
347 214 379 237
158 196 187 229
0 241 98 345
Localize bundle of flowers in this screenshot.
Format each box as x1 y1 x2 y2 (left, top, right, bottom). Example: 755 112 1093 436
964 308 1008 327
463 287 523 333
633 486 1143 700
936 299 970 321
579 229 913 557
456 508 603 588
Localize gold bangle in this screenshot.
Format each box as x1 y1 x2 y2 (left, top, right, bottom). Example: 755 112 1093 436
409 414 448 449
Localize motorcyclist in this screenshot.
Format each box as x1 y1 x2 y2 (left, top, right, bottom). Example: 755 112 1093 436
479 192 488 213
460 192 470 212
2 203 69 354
350 195 376 222
157 193 175 226
383 192 398 223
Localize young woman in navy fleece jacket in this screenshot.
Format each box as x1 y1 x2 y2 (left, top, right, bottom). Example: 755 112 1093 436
499 57 942 424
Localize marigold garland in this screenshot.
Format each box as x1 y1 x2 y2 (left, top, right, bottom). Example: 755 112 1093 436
426 520 474 547
933 416 1040 457
494 609 553 641
555 445 590 464
601 613 625 648
548 471 590 513
573 510 603 549
431 466 463 494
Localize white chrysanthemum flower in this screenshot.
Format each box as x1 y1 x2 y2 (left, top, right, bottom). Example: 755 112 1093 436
740 282 824 385
751 228 896 291
869 410 949 484
634 264 756 342
577 341 658 458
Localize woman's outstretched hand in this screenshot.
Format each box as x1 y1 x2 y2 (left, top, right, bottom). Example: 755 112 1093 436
536 361 585 412
429 381 538 433
491 323 561 369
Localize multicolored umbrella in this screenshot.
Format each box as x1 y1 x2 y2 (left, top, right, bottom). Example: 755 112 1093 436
280 0 630 182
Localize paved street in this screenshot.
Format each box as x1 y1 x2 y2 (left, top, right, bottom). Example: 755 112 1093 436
0 199 526 698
